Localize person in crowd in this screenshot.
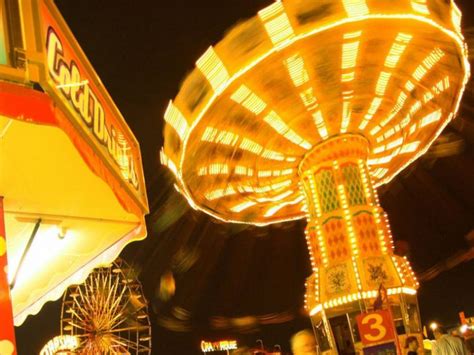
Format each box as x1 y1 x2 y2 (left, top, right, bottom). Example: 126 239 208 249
405 336 419 355
432 325 470 355
291 329 318 355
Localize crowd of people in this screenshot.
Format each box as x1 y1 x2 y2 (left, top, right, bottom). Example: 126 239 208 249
229 323 473 354
290 324 473 354
431 325 471 354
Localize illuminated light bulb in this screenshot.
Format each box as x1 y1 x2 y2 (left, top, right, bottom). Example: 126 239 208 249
263 111 312 149
341 32 361 71
359 97 382 130
231 85 311 150
413 48 445 82
202 127 239 146
384 33 412 69
312 111 329 139
258 1 294 48
300 87 317 107
235 165 254 177
342 0 369 18
419 109 442 128
164 101 189 141
423 91 434 103
231 85 267 115
433 76 450 95
342 72 355 82
405 80 416 92
198 164 229 176
285 54 309 87
196 46 230 94
410 101 422 116
386 137 403 150
240 137 263 155
374 49 447 140
341 100 352 133
261 148 288 161
370 149 385 160
372 91 408 135
205 186 238 200
264 195 305 217
255 190 295 203
375 71 392 97
231 201 258 213
402 287 417 295
362 32 413 132
400 141 420 154
160 149 179 177
411 0 430 15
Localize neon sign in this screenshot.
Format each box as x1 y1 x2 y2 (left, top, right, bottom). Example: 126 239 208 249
201 340 238 352
40 335 79 355
45 26 139 190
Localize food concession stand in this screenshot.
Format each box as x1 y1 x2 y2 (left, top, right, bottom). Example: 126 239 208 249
0 0 148 353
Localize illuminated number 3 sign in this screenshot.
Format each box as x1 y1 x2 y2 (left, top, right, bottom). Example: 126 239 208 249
362 314 387 342
356 310 396 346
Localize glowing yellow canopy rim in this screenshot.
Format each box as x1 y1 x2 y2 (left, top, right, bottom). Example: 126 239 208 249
162 0 469 225
161 0 469 315
162 0 469 311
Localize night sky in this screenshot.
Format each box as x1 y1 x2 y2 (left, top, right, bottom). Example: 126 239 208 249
14 1 474 354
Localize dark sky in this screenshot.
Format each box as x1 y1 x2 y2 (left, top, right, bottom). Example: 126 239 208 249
15 1 474 354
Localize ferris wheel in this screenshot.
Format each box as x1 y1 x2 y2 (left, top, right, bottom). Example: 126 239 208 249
60 258 152 354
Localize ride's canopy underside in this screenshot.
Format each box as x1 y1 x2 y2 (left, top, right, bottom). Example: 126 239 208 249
162 0 469 225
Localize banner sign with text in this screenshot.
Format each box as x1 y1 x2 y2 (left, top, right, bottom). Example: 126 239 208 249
36 0 148 213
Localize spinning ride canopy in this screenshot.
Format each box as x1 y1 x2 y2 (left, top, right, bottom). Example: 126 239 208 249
161 0 469 226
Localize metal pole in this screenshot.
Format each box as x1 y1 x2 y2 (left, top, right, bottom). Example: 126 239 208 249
309 317 321 355
346 313 356 346
9 218 41 289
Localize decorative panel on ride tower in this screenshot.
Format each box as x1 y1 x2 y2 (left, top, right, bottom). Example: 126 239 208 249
320 260 360 302
358 255 401 290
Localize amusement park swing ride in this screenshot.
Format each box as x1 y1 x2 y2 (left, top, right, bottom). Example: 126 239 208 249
161 0 469 352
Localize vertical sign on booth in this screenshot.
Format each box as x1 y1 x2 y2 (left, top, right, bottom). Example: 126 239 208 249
0 197 17 355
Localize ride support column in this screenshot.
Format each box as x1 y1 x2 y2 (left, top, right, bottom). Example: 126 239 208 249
299 135 417 313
